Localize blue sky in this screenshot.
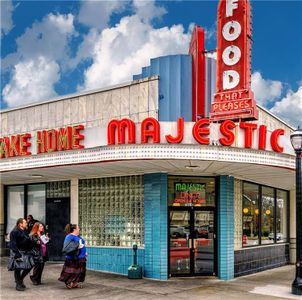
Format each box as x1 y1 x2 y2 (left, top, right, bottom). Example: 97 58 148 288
1 0 302 127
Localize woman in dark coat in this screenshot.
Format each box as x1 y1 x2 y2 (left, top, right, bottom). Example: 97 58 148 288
29 222 49 285
58 224 87 289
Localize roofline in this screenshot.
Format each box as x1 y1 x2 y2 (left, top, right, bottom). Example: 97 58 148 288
0 74 295 131
0 76 159 113
256 103 295 130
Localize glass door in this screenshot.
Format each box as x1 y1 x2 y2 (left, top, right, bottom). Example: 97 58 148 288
169 210 191 274
193 210 215 275
169 208 216 276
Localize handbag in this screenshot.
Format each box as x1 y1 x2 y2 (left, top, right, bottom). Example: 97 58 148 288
62 239 79 257
7 250 35 271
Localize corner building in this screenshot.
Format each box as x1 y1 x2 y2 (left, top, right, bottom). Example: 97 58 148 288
0 45 297 280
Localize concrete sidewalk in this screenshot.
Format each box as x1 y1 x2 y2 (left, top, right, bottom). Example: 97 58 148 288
0 258 300 300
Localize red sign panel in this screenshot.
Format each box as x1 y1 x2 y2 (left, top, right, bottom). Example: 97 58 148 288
210 0 258 121
189 26 205 121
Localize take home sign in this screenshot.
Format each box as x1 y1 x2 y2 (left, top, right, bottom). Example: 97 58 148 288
0 118 289 159
210 0 258 121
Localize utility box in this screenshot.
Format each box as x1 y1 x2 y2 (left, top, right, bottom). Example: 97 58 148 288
128 244 143 279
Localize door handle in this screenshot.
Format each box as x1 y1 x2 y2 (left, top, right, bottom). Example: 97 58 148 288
189 239 192 249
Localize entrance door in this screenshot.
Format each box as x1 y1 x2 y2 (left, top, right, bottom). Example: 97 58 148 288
169 208 216 276
46 198 70 261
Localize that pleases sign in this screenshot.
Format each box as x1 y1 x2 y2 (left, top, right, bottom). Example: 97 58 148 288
210 0 258 121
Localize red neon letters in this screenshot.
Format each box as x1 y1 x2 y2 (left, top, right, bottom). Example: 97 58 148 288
0 134 32 158
166 118 184 143
192 119 210 145
37 125 84 154
141 118 160 144
270 129 284 153
219 120 236 146
0 119 286 160
108 119 136 145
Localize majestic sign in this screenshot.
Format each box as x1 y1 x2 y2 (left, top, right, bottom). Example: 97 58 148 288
0 118 287 159
210 0 258 121
174 182 206 205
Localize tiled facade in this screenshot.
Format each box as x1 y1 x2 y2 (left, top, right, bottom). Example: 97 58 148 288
234 244 289 277
87 247 145 275
218 176 234 280
144 173 168 280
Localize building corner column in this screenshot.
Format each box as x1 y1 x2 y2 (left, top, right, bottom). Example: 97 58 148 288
218 175 234 280
70 178 79 224
144 173 168 280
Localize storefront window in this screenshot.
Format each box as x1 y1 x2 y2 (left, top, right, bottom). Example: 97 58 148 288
261 187 274 244
242 182 289 247
79 176 144 247
6 186 24 234
276 190 288 243
28 184 46 224
168 177 215 207
242 183 259 246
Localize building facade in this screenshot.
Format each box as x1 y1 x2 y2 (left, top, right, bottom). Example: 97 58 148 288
0 70 296 280
0 0 298 281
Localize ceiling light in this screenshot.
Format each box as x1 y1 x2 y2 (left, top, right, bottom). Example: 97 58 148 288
30 174 43 178
185 165 199 169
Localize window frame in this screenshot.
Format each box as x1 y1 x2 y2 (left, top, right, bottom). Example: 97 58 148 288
242 181 289 248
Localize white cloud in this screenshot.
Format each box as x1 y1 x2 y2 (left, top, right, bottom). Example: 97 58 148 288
80 13 190 91
78 0 126 30
15 13 75 63
1 0 14 37
270 85 302 127
2 57 60 107
251 71 283 106
133 0 166 22
2 13 77 106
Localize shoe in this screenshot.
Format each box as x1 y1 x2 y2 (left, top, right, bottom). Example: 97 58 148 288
21 282 26 288
30 275 39 285
16 284 25 291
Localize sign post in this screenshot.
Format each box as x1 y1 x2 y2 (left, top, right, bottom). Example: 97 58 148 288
210 0 258 122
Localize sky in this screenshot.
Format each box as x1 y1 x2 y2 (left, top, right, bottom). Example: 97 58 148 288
1 0 302 127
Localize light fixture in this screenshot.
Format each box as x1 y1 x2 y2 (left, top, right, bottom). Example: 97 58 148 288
185 160 199 169
290 127 302 152
30 174 43 178
290 126 302 295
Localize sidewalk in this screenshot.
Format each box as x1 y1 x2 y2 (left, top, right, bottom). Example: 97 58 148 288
0 257 300 300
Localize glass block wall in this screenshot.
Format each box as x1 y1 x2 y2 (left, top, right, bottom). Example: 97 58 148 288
79 176 144 247
46 181 70 198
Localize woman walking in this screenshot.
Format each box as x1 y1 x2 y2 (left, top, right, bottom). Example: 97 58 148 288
29 222 49 285
58 224 87 289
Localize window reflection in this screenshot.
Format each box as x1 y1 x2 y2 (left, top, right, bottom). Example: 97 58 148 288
242 182 288 247
242 183 259 246
6 186 24 234
28 184 46 224
276 190 288 243
261 187 274 244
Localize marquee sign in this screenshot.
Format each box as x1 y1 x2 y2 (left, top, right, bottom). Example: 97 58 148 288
210 0 258 121
0 117 288 159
